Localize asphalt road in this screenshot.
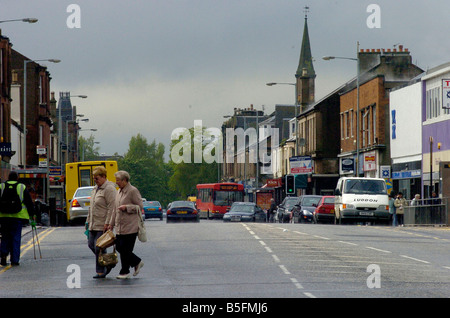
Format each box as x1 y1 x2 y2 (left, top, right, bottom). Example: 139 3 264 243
1 220 449 299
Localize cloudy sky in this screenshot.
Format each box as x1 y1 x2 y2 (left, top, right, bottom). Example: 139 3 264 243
1 0 448 158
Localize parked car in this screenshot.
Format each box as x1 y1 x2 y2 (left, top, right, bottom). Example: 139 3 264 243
276 197 300 223
313 196 335 224
292 195 322 223
166 201 199 223
69 186 94 223
223 202 266 222
143 200 163 220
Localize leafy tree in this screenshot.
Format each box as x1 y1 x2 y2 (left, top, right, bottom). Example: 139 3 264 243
78 135 100 161
118 134 175 207
168 126 219 199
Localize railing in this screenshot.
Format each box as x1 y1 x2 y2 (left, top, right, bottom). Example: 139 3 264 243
403 198 448 226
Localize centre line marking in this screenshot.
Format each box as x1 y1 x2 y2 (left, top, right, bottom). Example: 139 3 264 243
313 235 330 240
290 278 303 289
366 246 392 253
272 254 280 263
400 255 430 264
279 265 291 275
338 240 358 246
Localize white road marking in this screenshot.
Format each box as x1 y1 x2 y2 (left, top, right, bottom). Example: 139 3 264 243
400 255 430 264
366 246 392 253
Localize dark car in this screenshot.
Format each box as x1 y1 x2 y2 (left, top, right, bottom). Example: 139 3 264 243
143 200 163 220
223 202 266 222
313 196 335 224
166 201 199 223
276 197 300 223
292 195 322 223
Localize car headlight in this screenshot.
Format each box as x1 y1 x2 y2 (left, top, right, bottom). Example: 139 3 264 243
342 204 355 210
303 210 312 216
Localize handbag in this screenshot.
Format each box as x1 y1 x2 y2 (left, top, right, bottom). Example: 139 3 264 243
137 211 147 242
98 246 118 267
96 230 116 249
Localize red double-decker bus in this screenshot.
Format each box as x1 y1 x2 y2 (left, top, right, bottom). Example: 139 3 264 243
196 183 245 219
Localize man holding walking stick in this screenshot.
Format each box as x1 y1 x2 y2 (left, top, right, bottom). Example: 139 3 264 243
0 171 35 266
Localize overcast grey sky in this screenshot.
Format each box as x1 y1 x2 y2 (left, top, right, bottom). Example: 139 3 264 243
1 0 448 158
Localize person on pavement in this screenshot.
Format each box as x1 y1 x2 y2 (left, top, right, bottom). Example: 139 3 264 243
109 170 144 279
0 171 35 266
87 166 118 278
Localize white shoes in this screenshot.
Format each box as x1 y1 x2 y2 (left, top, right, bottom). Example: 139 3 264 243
115 261 144 279
116 273 131 279
134 261 144 276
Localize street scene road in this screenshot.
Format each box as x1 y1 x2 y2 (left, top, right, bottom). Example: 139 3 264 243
1 220 449 299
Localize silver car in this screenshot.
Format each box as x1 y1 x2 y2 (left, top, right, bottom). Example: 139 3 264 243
69 186 94 222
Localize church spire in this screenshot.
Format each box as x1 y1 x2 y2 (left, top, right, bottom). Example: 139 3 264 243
296 6 315 79
296 6 315 108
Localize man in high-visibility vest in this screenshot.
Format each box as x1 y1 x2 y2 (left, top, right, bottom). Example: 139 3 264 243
0 171 35 266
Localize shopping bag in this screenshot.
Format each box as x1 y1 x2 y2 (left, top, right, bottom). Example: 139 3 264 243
96 230 115 249
137 210 147 242
98 246 118 267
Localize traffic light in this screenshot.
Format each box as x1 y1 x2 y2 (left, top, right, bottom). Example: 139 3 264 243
285 174 295 195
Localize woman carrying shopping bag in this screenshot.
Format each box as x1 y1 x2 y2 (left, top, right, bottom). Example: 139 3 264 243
87 166 118 278
109 171 144 279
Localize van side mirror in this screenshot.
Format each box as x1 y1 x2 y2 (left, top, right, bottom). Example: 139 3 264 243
334 189 341 195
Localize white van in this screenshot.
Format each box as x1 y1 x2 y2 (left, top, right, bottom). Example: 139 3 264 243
334 177 389 224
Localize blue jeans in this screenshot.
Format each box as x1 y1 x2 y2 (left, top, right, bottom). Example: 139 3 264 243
0 218 23 264
88 230 109 274
391 213 397 226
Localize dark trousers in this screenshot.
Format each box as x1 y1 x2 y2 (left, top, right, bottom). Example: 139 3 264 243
0 218 23 264
88 230 109 274
116 233 141 275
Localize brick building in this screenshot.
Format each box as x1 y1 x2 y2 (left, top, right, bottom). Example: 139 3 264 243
338 46 423 177
11 49 53 167
0 30 13 180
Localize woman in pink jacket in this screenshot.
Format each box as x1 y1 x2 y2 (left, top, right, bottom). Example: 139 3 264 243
110 170 144 279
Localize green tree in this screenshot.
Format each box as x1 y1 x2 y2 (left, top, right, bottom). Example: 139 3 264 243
168 126 219 199
118 134 175 206
78 134 100 161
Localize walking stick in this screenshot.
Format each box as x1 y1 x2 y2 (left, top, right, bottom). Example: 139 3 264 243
32 216 42 259
31 223 36 260
34 226 42 259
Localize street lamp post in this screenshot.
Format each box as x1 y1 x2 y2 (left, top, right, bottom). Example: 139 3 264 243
23 58 60 167
323 41 360 176
266 82 298 155
0 18 38 24
79 129 98 161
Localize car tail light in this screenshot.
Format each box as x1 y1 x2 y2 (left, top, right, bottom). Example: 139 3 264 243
158 207 162 211
167 209 172 215
71 199 81 207
193 210 198 215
